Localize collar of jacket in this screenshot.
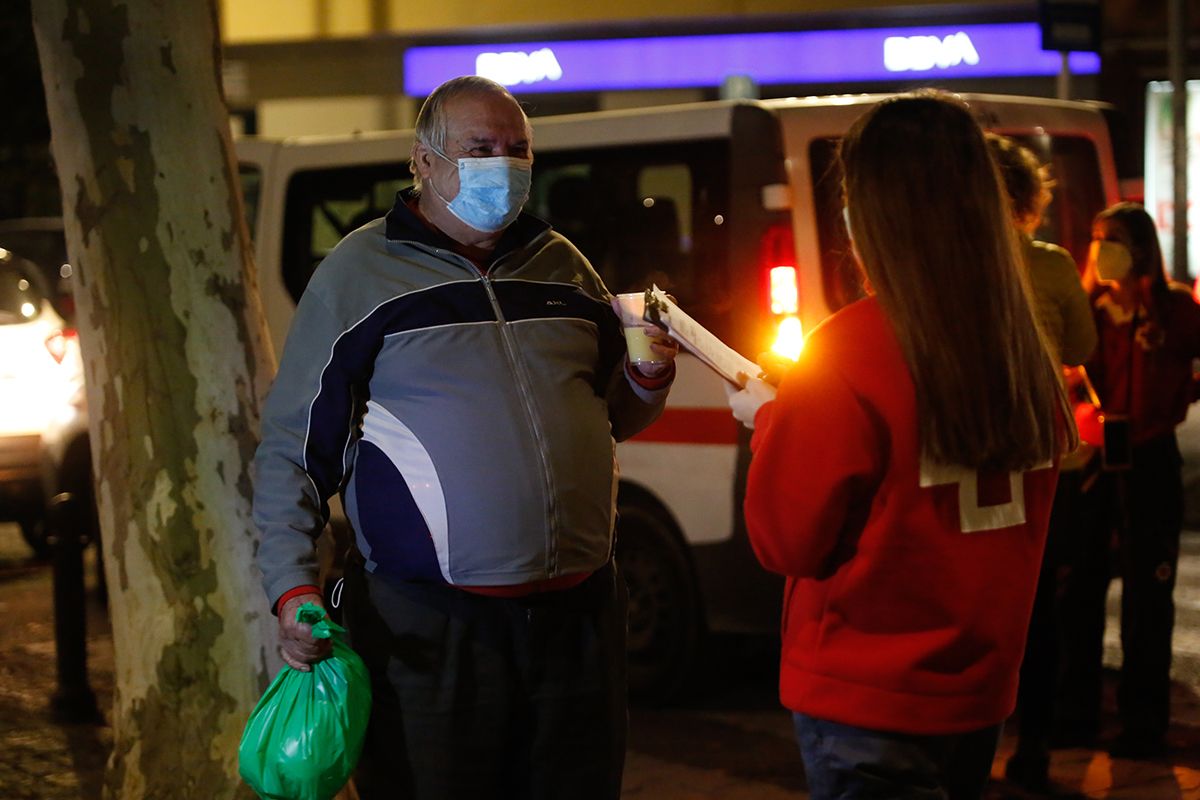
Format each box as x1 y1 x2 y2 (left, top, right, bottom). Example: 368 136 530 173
1094 290 1145 326
384 186 552 264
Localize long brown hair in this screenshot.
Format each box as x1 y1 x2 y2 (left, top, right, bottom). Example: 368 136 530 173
840 91 1074 471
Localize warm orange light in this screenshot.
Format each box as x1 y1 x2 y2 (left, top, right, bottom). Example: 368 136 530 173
769 266 798 315
771 315 804 360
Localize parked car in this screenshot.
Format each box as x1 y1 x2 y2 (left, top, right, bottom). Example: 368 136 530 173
0 217 85 559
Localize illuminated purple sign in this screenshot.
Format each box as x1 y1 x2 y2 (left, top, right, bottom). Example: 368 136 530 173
403 23 1100 96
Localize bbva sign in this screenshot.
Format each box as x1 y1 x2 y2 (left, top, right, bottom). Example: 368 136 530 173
883 32 981 72
476 48 564 86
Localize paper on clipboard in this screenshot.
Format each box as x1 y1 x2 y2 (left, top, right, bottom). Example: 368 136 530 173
642 285 761 387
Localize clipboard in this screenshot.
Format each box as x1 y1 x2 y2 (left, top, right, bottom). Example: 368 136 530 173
641 285 762 387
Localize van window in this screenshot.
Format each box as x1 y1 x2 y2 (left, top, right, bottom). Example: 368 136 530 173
282 164 413 302
530 141 731 333
808 134 1107 314
278 145 733 324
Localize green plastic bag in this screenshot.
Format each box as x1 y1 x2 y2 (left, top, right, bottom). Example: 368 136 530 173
239 603 371 800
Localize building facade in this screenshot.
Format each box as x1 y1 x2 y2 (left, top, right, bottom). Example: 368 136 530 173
218 0 1197 184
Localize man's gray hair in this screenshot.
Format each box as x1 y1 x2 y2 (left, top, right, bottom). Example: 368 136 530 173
408 76 528 191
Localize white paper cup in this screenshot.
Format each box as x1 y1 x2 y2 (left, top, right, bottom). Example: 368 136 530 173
615 292 665 365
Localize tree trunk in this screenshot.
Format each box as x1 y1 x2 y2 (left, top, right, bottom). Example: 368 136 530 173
32 1 279 796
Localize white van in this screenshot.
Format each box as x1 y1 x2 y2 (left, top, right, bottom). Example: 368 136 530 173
236 93 1120 697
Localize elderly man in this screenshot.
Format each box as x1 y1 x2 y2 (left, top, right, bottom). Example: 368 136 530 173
252 75 677 799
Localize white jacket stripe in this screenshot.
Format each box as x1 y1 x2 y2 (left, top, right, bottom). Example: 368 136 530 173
361 399 451 580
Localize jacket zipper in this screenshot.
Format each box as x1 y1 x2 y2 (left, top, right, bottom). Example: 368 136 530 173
479 271 561 577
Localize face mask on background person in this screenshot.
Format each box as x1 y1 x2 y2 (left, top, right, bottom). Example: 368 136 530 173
1090 239 1134 283
428 146 532 233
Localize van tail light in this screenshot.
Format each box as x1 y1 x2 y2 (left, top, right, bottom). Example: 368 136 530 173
45 328 78 364
769 267 798 315
760 222 803 360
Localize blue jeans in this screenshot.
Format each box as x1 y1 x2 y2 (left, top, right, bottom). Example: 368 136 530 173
794 713 1001 800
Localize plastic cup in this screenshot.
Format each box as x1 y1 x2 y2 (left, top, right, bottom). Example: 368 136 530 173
614 292 665 365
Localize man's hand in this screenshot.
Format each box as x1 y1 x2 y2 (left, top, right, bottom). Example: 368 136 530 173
725 375 777 429
632 327 680 378
277 593 331 672
610 296 680 379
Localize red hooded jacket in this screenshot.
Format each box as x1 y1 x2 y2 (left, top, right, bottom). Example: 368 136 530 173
745 297 1059 734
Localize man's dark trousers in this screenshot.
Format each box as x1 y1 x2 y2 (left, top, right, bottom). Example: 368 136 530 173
344 553 628 799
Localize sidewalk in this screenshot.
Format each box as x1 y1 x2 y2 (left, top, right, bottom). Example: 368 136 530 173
987 690 1200 799
1 522 1199 799
619 680 1200 800
0 533 112 800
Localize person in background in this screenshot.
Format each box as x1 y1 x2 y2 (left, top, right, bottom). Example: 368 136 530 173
986 132 1097 791
252 75 677 799
726 91 1073 799
1057 202 1200 759
986 133 1097 368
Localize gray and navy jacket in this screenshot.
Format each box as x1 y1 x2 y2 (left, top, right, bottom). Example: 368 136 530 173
253 189 671 609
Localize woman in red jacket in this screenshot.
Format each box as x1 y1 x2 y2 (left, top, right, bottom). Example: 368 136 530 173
1057 202 1200 758
727 91 1073 799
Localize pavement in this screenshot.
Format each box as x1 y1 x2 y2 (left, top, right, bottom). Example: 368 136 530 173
0 527 111 800
1 522 1199 799
618 681 1200 800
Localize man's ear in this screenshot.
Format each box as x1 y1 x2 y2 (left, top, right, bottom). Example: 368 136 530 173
412 143 435 181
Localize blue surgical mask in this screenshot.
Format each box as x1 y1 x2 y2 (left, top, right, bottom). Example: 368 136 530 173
428 147 532 232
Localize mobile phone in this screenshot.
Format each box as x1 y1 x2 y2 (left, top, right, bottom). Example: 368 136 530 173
1101 414 1132 471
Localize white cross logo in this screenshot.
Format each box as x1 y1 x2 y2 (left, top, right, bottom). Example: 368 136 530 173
919 457 1053 533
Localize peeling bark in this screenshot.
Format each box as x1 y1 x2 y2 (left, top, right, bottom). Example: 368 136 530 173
31 1 278 797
